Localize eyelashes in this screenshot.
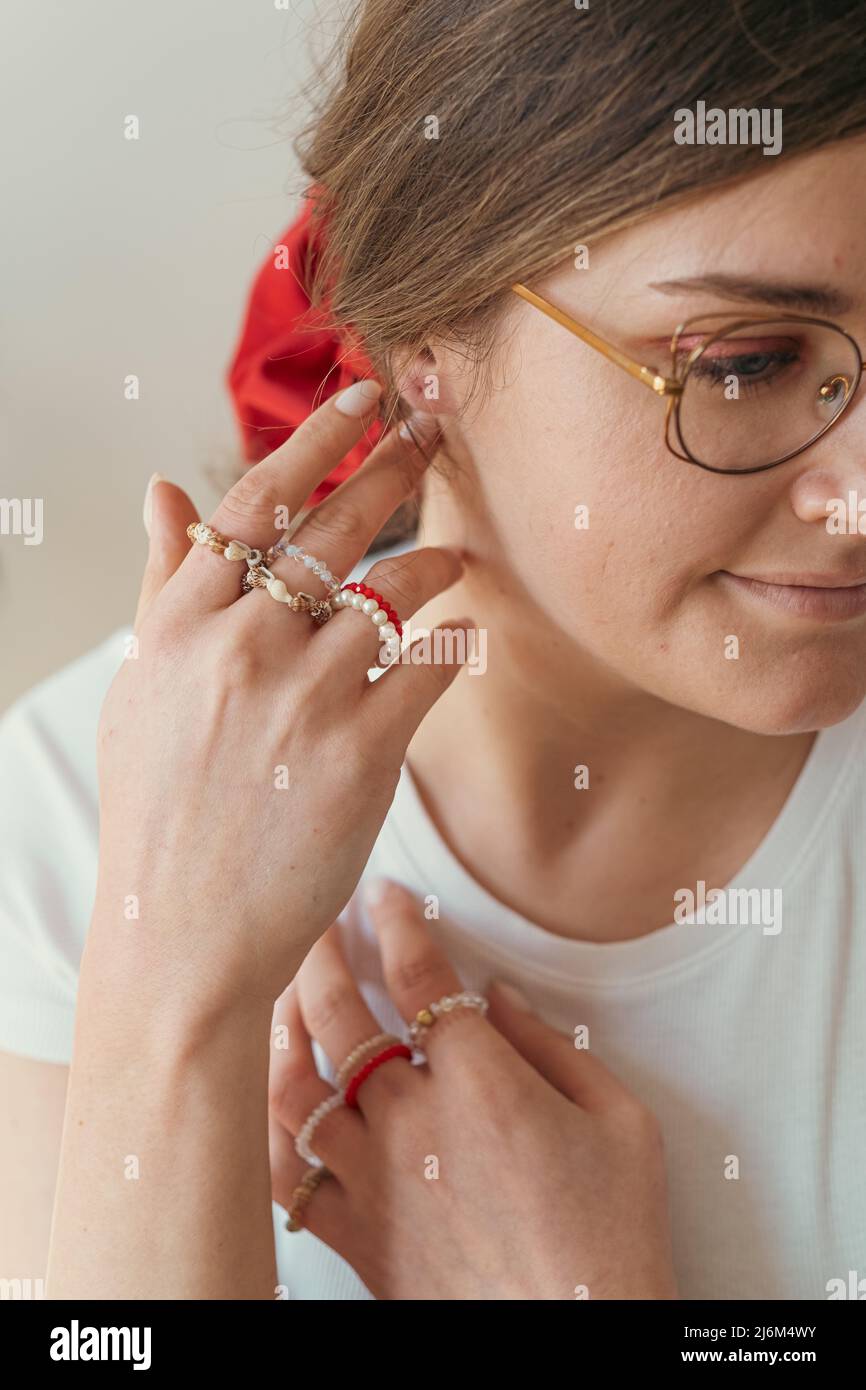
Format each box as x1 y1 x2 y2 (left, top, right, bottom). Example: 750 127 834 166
673 335 804 395
687 347 801 393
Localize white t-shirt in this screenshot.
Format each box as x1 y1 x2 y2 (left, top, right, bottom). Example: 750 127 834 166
2 626 866 1301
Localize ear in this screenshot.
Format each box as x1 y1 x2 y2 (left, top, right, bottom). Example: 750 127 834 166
392 340 462 420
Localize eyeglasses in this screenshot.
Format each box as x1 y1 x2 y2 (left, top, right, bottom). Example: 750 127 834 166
512 283 866 475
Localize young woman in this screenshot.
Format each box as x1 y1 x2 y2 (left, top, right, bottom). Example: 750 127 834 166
2 0 866 1300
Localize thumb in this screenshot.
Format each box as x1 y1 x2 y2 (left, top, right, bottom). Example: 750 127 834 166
135 472 200 628
486 980 635 1115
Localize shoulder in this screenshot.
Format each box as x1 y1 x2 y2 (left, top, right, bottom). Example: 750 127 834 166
0 629 128 1062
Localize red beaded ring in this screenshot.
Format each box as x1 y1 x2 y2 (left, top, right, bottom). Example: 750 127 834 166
333 582 403 638
344 1043 413 1109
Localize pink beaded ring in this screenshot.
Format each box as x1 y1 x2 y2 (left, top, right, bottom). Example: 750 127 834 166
332 582 403 641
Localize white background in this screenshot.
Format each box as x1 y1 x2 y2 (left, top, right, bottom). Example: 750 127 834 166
0 0 336 709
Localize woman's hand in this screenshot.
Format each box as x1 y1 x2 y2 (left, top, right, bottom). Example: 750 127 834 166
93 383 468 1009
268 881 679 1301
48 387 470 1300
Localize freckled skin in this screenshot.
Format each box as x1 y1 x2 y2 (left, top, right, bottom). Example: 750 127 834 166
412 137 866 738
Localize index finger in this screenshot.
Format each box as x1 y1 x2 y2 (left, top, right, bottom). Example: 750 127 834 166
184 377 384 610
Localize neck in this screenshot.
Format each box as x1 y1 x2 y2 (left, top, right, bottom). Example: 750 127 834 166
405 495 815 943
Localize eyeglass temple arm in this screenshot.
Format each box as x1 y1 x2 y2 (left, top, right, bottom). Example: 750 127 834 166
511 284 679 396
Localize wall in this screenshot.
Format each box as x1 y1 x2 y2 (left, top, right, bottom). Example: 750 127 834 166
0 0 329 710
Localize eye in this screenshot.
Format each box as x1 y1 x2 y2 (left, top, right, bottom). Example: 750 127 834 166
679 336 803 393
716 350 782 376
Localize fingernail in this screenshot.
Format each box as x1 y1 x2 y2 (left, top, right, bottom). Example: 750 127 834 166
397 411 440 443
491 980 532 1012
361 876 402 910
142 471 164 536
334 378 383 418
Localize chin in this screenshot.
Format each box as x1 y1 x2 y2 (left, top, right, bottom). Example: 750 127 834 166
708 668 866 736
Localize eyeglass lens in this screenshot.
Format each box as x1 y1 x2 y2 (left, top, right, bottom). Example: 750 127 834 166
674 320 862 471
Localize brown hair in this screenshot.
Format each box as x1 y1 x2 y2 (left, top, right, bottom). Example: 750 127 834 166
287 0 866 546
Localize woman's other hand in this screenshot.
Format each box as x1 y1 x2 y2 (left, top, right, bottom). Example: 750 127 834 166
268 882 679 1300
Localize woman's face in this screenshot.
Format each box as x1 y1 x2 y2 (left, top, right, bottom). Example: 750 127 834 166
424 138 866 735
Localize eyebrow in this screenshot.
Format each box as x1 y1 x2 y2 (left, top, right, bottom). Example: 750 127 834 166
648 274 854 317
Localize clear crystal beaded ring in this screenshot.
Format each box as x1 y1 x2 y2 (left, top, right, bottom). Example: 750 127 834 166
265 539 343 595
408 991 489 1048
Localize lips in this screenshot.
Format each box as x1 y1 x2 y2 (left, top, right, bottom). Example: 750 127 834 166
726 572 866 588
717 570 866 621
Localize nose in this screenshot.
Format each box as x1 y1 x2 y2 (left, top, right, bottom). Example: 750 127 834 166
788 468 866 525
788 377 866 526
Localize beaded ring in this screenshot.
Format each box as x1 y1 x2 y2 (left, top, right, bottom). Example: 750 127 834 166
294 1092 344 1167
343 1043 413 1110
286 1165 332 1233
186 522 264 566
408 991 489 1048
241 565 333 625
265 539 343 594
335 1032 401 1092
332 582 403 641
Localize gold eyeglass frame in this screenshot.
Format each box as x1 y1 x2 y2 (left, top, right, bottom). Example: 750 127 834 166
512 282 866 476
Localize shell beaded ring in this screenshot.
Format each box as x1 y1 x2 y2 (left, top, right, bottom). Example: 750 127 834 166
241 564 333 624
333 582 403 640
186 522 264 566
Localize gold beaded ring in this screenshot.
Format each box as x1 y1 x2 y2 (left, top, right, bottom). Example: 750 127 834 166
286 1165 332 1233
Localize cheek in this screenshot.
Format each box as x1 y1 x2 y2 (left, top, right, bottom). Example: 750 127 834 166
531 402 719 631
472 350 866 730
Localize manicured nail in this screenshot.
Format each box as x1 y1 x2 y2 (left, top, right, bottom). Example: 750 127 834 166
362 876 403 910
491 980 532 1012
334 378 383 418
142 471 164 536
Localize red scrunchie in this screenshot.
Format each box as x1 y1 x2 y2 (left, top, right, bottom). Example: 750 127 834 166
225 192 380 510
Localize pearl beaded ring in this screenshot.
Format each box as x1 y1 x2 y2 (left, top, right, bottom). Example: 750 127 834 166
332 582 402 641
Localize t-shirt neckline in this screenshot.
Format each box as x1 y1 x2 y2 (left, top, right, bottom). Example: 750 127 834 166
387 702 866 988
